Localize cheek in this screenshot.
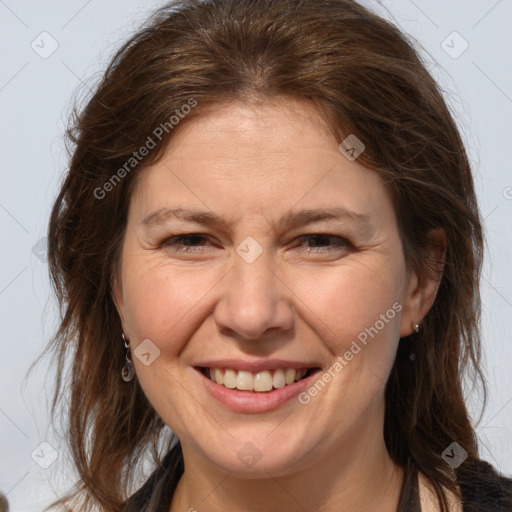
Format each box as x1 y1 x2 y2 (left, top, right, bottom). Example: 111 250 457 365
121 257 221 353
295 261 405 421
293 257 405 358
276 259 405 445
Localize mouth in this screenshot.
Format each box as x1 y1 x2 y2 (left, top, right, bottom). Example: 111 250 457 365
195 366 322 393
193 359 324 413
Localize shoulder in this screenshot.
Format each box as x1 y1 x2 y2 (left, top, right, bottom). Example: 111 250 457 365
457 459 512 511
418 460 512 512
419 460 512 512
418 472 462 512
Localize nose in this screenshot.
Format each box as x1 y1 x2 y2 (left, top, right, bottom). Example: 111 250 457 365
213 246 294 341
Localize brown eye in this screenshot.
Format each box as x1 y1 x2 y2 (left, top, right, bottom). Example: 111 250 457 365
161 234 211 252
296 234 351 253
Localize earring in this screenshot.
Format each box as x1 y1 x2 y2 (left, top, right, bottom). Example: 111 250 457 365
121 333 135 382
409 322 421 361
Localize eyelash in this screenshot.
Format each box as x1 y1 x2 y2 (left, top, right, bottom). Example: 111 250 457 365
160 233 351 254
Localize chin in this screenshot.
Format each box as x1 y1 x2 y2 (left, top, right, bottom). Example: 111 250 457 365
192 431 315 477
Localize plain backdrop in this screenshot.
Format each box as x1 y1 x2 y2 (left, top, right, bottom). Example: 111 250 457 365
0 0 511 510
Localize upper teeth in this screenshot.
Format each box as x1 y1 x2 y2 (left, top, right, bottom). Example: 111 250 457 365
207 367 308 392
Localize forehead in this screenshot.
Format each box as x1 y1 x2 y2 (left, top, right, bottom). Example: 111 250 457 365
127 99 395 230
148 98 342 168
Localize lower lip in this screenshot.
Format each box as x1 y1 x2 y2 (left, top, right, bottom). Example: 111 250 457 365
195 367 320 413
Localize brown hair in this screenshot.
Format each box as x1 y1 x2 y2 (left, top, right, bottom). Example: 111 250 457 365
41 0 486 510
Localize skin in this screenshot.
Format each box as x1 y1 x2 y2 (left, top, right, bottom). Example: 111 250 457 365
112 98 448 512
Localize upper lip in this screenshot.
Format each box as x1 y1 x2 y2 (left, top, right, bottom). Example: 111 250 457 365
194 359 321 372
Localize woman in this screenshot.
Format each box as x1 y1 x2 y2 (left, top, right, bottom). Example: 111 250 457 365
43 0 512 510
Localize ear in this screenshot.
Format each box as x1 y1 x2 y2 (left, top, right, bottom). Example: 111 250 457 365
399 228 446 337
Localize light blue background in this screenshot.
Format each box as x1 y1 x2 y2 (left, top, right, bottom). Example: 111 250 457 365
1 0 511 510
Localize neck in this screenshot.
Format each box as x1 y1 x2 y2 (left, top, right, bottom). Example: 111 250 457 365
170 409 403 512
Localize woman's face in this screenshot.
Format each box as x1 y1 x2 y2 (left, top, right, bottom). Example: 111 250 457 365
113 99 428 476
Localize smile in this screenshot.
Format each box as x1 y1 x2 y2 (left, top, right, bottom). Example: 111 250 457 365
194 363 323 413
200 366 318 392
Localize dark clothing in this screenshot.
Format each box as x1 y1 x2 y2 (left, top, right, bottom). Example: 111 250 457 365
124 443 512 511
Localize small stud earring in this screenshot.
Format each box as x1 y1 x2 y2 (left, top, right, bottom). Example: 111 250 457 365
409 322 421 361
121 333 135 382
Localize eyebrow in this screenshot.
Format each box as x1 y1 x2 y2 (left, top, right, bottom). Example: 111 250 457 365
141 206 372 232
